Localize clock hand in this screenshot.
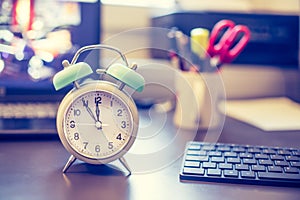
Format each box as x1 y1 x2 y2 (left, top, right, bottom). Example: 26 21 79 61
98 129 111 145
95 102 103 130
76 122 109 126
82 98 97 122
95 102 100 122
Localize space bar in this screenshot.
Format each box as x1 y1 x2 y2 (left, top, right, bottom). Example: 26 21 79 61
258 172 300 181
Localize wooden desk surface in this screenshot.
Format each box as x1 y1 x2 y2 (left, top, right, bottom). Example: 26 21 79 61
1 109 300 200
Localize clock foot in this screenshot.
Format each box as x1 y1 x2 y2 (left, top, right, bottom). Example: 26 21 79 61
119 157 132 176
62 155 76 173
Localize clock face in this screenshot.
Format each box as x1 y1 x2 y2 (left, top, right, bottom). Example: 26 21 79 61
62 88 135 160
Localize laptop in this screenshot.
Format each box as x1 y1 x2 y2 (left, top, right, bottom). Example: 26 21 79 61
0 0 101 136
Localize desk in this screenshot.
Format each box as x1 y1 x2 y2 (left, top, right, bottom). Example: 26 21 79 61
0 108 300 200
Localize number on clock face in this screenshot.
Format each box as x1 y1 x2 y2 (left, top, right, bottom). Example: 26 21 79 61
64 90 133 159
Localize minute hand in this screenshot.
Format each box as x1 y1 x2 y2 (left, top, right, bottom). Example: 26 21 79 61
82 98 97 122
95 102 100 121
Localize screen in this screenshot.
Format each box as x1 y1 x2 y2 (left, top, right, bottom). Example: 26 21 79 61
0 0 101 101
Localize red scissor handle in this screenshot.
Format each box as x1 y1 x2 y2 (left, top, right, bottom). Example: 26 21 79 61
207 20 251 63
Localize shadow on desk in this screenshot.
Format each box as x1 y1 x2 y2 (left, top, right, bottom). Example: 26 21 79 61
63 163 126 176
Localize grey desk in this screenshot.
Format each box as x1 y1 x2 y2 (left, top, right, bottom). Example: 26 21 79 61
1 108 300 200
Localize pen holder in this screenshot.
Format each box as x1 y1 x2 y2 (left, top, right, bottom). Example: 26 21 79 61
173 70 224 130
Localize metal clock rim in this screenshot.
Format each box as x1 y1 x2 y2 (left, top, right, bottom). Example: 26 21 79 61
56 81 139 165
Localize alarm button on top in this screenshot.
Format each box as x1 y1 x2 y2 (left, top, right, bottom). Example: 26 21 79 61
53 62 93 91
106 63 145 92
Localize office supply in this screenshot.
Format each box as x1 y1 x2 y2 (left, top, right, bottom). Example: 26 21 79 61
180 141 300 187
53 44 145 173
190 27 214 73
0 0 101 135
167 27 183 70
207 19 250 68
223 97 300 131
151 11 299 68
173 70 225 130
167 28 192 71
190 28 210 59
173 71 203 129
168 28 209 72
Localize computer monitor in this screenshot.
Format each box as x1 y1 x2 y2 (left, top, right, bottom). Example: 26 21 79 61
0 0 101 101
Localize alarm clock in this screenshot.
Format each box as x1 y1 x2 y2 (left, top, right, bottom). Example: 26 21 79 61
52 45 145 173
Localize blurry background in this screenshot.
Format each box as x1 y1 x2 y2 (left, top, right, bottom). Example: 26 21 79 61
102 0 299 58
101 0 300 102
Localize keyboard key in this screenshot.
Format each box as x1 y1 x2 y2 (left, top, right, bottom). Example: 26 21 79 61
243 158 257 165
277 149 291 156
274 160 289 167
184 161 200 168
291 162 300 168
252 165 266 172
224 170 238 177
183 167 205 175
227 157 241 164
201 144 216 151
187 150 207 156
258 159 273 166
211 156 225 163
202 162 216 169
235 164 249 171
258 172 300 181
219 163 233 170
284 167 299 174
255 154 269 159
208 151 222 157
224 152 237 157
247 147 261 154
268 166 282 173
185 155 208 162
262 149 277 155
188 144 201 151
285 156 300 162
239 153 253 158
232 147 246 153
241 171 255 179
217 146 231 152
207 169 221 176
292 151 300 156
270 155 285 160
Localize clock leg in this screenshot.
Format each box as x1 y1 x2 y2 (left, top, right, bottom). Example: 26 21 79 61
62 155 76 173
119 157 132 176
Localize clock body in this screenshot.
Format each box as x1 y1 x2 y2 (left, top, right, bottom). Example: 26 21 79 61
56 81 139 165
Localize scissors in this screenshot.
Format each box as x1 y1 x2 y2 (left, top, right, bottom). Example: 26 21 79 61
207 19 250 68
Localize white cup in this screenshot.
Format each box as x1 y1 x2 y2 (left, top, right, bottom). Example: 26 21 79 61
173 70 225 130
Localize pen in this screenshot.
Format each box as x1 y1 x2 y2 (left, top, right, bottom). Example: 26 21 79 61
190 28 210 59
168 27 186 71
190 27 214 72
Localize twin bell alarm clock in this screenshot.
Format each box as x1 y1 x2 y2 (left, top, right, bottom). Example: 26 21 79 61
52 45 145 174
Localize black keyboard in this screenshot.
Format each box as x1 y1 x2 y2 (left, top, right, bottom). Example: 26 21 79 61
0 102 58 119
0 102 59 135
180 142 300 187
